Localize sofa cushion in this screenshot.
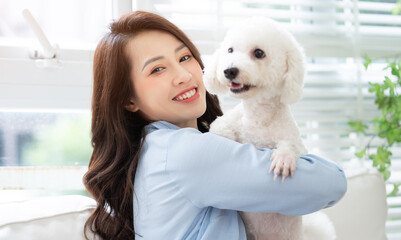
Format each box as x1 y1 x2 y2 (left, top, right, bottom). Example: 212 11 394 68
323 169 388 240
0 195 97 240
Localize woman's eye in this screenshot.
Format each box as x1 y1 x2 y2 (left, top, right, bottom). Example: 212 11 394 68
151 67 164 74
254 49 265 59
180 55 192 62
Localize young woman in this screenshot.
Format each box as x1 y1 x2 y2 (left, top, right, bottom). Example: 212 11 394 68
84 11 347 240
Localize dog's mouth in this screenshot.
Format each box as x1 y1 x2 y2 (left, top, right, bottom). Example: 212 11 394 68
230 82 255 94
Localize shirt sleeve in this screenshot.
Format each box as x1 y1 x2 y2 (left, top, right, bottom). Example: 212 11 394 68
164 128 347 216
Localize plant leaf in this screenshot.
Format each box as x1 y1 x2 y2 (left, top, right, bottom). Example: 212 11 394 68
355 149 366 159
348 121 368 133
388 183 400 197
382 169 391 181
363 55 372 70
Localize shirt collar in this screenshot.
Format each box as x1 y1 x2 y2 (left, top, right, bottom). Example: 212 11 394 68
144 121 181 134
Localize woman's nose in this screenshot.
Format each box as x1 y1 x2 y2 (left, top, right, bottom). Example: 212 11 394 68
172 65 191 85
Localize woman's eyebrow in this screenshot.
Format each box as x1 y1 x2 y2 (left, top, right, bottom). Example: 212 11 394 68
141 44 187 72
175 44 186 53
142 56 164 71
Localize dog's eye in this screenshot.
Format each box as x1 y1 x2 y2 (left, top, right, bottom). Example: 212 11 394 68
254 49 265 59
228 48 233 53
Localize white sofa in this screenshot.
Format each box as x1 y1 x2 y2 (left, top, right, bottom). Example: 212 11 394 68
0 169 388 240
0 195 97 240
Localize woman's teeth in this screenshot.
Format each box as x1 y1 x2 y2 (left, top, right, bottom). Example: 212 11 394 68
175 89 196 100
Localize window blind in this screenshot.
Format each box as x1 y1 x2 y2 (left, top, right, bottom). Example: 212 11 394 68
135 0 401 238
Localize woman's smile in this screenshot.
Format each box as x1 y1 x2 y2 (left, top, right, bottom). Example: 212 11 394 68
173 87 199 102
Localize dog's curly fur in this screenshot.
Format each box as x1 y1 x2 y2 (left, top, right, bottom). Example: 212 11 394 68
204 17 336 240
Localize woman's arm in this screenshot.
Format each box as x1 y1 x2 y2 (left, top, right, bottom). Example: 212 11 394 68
164 128 347 216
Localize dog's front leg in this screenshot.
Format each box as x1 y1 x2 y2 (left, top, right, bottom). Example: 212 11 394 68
269 140 307 182
210 116 238 140
210 107 243 141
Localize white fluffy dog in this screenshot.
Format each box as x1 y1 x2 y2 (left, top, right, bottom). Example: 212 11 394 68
204 17 336 240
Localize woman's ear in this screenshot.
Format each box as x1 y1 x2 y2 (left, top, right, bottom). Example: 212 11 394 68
125 98 139 112
280 46 305 104
203 49 228 95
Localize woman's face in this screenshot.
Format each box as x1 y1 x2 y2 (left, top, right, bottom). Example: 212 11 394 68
126 30 207 129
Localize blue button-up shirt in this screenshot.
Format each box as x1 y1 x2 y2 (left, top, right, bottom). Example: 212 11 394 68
133 121 347 239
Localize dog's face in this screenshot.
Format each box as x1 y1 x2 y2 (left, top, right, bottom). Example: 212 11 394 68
204 17 305 104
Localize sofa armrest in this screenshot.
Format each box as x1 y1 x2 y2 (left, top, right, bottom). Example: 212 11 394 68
0 195 97 240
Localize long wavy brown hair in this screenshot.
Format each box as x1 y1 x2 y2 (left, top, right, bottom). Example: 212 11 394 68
83 11 222 240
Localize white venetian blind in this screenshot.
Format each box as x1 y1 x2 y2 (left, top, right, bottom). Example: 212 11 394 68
135 0 401 238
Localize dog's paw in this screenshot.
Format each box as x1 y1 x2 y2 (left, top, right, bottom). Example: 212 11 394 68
268 151 297 182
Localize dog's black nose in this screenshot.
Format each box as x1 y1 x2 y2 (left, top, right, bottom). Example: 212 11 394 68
224 67 239 80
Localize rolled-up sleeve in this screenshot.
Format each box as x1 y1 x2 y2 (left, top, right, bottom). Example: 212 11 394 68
164 128 347 216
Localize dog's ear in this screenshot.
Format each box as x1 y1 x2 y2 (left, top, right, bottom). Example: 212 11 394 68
280 46 305 104
203 49 228 94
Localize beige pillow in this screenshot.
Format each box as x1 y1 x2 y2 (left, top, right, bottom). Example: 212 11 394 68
0 195 97 240
323 170 388 240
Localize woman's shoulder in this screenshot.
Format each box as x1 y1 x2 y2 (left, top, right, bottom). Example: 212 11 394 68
145 121 239 148
143 121 237 160
143 121 207 153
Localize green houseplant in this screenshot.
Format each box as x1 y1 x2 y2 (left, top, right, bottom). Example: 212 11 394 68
348 58 401 195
